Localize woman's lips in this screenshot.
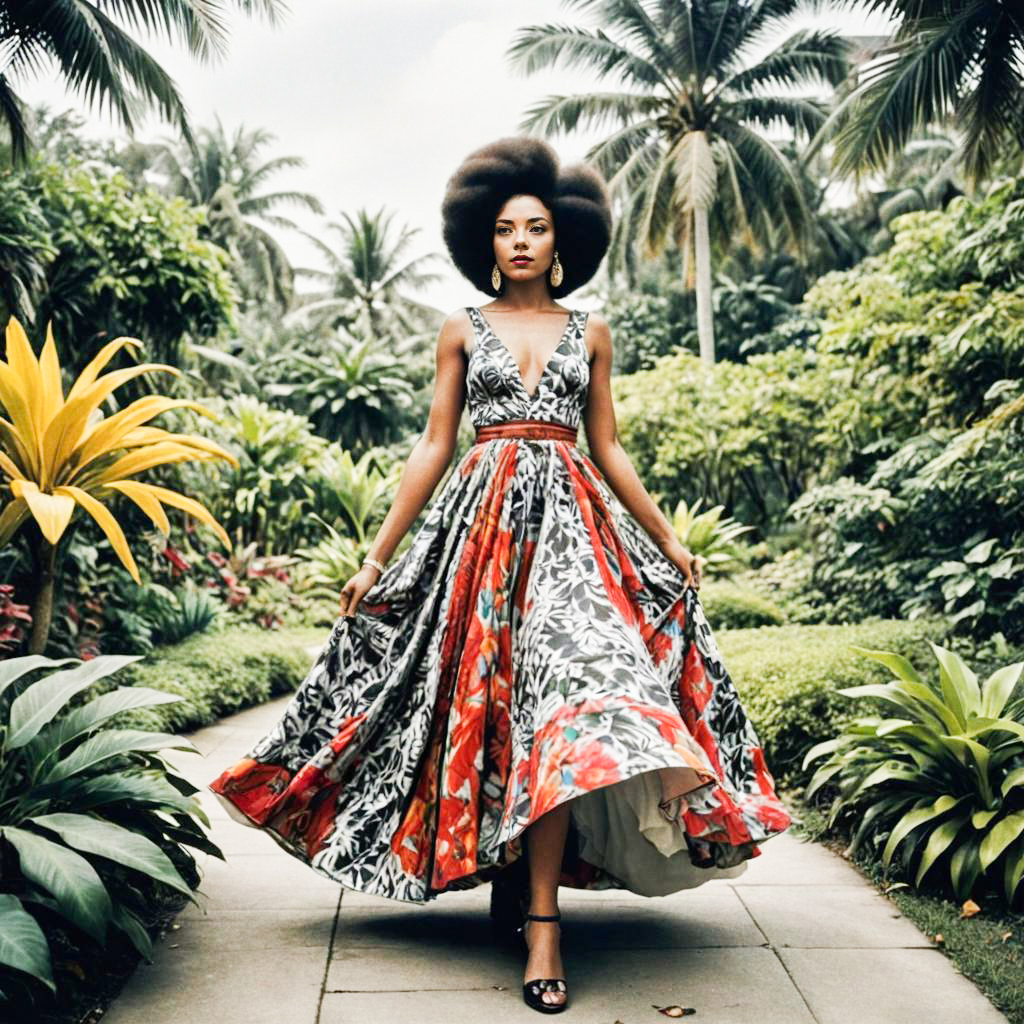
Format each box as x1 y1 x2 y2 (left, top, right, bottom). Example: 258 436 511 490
511 257 532 265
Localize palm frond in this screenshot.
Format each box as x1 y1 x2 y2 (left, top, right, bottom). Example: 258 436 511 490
506 21 670 90
516 90 661 136
728 95 829 140
719 28 851 95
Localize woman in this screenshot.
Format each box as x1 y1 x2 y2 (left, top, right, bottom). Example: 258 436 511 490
210 136 792 1015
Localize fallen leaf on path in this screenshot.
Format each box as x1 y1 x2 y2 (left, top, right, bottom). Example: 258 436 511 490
652 1005 696 1017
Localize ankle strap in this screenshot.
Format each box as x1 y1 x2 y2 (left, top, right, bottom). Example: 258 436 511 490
525 912 561 921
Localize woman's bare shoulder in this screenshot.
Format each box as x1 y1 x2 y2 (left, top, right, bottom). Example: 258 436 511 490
582 309 611 360
439 306 476 357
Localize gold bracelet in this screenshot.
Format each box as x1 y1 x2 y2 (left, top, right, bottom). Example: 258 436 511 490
362 556 386 574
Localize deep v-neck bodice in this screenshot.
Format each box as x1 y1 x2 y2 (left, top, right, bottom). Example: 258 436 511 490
472 306 574 401
464 305 591 430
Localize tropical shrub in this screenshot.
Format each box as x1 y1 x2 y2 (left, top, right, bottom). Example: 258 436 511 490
614 346 856 531
173 394 328 555
803 642 1024 906
134 581 223 645
719 615 949 786
0 316 237 654
100 624 319 735
0 583 32 653
28 160 238 381
265 321 417 452
790 382 1024 641
0 654 221 1000
293 514 368 597
805 176 1024 445
700 581 786 629
663 495 754 576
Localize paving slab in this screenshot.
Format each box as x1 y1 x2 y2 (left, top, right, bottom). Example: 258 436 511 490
779 947 1011 1024
97 691 1010 1024
100 945 327 1024
321 948 816 1024
735 881 934 948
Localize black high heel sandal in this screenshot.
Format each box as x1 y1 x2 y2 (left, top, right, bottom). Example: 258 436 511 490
518 912 568 1014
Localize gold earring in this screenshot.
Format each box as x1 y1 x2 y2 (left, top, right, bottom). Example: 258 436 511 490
549 250 563 287
491 263 501 291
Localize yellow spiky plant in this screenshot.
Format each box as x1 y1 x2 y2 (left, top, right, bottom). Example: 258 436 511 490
0 315 239 653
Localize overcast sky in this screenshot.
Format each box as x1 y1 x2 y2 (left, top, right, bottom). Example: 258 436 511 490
18 0 896 316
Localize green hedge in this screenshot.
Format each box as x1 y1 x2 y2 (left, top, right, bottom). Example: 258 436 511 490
717 615 951 789
102 624 321 734
700 580 786 629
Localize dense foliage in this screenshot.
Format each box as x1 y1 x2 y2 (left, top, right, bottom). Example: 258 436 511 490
0 655 220 1003
804 641 1024 906
793 177 1024 640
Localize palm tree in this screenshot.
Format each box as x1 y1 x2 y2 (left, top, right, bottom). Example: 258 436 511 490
0 1 286 165
813 0 1024 186
508 0 850 363
291 206 448 340
140 117 324 312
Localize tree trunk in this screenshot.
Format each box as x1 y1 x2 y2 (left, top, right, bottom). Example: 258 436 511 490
28 539 56 656
694 204 715 365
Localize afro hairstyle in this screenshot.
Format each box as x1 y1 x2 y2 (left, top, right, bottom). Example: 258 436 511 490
441 135 611 299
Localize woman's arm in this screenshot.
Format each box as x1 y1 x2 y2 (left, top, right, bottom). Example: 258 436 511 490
581 312 700 589
361 309 471 567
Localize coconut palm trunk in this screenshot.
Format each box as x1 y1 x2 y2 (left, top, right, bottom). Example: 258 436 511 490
693 203 715 365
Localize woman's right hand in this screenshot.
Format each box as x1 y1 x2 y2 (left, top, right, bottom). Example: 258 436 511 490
338 564 382 618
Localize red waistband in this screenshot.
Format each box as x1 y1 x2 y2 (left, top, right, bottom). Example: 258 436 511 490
474 419 578 445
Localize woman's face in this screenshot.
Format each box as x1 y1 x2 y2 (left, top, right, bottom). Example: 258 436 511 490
492 194 556 284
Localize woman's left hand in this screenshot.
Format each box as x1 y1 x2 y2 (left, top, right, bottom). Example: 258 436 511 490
662 539 704 590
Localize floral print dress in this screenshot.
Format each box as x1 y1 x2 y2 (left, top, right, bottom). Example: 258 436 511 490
210 305 792 904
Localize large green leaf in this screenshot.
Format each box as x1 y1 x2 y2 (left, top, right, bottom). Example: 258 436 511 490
1003 835 1024 904
158 820 225 860
1002 765 1024 798
979 810 1024 871
801 734 845 771
803 759 844 799
848 761 921 801
29 813 192 895
0 655 77 702
972 808 1000 829
42 729 197 783
110 902 153 961
882 794 969 868
847 644 924 685
950 834 982 901
835 682 958 733
981 662 1024 718
0 827 112 941
929 641 980 727
40 771 201 817
914 811 969 886
6 655 142 749
942 735 992 785
962 716 1024 742
0 893 54 992
42 686 183 750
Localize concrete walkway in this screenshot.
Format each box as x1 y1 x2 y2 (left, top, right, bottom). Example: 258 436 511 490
102 694 1009 1024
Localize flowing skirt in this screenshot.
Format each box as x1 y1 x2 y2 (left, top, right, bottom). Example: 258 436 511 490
210 435 791 903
